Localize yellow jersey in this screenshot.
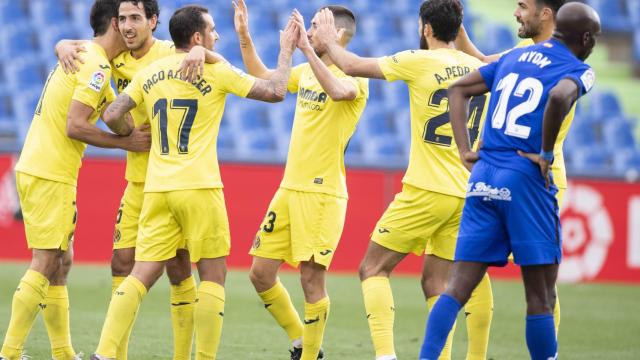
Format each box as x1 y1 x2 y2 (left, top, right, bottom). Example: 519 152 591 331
514 39 573 189
378 49 488 198
112 39 175 183
15 42 115 186
280 63 369 199
124 53 256 192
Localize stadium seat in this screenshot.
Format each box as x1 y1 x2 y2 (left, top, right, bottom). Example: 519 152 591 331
587 0 632 33
634 30 640 62
0 0 30 26
383 81 410 108
613 148 640 174
571 146 611 175
1 24 41 59
40 24 80 61
564 119 598 149
5 58 48 90
589 91 623 119
364 107 396 137
477 24 515 55
368 135 405 159
602 117 637 152
31 0 73 25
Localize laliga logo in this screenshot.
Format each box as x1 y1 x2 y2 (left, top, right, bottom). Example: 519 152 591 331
558 184 614 283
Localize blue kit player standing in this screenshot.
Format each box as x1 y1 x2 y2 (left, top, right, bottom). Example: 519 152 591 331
418 3 600 360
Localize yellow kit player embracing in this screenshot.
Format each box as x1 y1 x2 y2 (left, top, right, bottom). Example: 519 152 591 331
0 1 150 359
55 1 223 358
233 1 368 359
91 4 297 360
314 1 493 359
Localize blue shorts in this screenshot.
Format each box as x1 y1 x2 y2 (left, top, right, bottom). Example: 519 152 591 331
455 160 562 266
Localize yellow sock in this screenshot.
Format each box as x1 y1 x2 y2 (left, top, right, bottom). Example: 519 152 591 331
1 269 49 359
554 288 561 335
362 277 396 358
464 273 493 360
95 276 147 358
257 281 303 343
301 297 330 360
112 276 125 294
111 276 132 360
427 296 456 360
171 275 196 360
42 286 76 360
194 281 225 360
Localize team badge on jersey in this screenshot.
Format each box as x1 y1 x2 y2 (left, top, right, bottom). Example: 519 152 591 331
88 71 106 92
580 68 595 92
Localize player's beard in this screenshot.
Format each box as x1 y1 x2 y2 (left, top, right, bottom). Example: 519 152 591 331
517 19 542 39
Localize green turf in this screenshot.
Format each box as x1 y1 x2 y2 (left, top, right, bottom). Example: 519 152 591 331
0 263 639 359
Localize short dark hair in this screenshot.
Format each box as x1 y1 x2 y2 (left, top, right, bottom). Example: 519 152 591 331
536 0 566 15
419 0 464 43
320 5 357 42
119 0 160 31
90 0 119 37
169 5 209 49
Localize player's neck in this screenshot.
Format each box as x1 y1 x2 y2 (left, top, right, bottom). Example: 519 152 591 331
94 36 125 61
131 37 156 59
428 39 455 51
533 23 556 43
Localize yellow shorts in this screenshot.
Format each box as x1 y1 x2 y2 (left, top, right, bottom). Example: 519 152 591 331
249 188 347 269
371 184 465 261
136 189 230 263
16 172 77 251
113 181 144 250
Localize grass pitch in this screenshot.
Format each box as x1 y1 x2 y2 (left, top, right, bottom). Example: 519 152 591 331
0 263 639 359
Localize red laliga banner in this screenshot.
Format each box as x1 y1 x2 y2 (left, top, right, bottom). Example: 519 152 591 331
0 154 639 283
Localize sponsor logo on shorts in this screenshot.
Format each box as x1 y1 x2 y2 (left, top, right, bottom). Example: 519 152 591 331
253 235 261 249
378 228 390 234
319 249 332 256
314 177 324 185
467 182 512 201
113 229 121 243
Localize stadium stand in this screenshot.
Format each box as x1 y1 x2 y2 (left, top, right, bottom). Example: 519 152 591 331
0 0 638 178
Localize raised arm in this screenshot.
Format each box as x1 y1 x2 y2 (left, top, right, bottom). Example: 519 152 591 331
314 9 384 79
519 78 580 187
245 18 297 102
448 70 490 170
54 39 88 74
233 0 275 79
66 99 150 152
292 10 357 101
454 25 501 64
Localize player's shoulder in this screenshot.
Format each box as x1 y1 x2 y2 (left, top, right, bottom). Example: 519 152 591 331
152 39 176 56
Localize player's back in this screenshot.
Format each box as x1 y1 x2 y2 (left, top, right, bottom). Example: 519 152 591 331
15 42 113 186
478 39 594 177
124 53 256 192
380 48 488 198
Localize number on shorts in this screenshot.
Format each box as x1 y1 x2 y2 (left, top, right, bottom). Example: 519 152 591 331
263 211 276 233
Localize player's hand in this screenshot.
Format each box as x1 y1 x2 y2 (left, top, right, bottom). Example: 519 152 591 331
180 45 206 83
518 150 552 189
56 41 87 74
233 0 250 38
125 124 151 152
460 150 479 172
314 8 343 53
292 10 311 52
279 16 299 55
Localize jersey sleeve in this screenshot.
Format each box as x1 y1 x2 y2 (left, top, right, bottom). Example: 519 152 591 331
287 64 305 93
72 55 111 110
122 72 145 107
378 50 423 82
478 60 500 89
564 65 595 98
214 62 257 98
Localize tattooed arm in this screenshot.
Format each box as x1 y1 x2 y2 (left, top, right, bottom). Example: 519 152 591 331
102 94 137 135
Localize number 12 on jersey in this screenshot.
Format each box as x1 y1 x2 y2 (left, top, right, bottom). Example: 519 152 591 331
153 98 198 155
491 73 543 139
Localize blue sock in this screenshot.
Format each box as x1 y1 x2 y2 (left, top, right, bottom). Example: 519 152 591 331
526 314 557 360
419 294 461 360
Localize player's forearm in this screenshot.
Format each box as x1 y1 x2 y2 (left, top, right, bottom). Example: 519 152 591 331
238 33 274 79
267 49 294 101
325 43 384 79
66 121 127 149
203 49 224 64
54 39 83 57
301 47 354 101
449 87 473 154
454 26 488 61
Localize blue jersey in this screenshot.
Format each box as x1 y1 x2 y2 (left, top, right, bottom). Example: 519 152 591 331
478 39 595 177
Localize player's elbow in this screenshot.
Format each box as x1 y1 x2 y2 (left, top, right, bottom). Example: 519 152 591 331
66 119 82 140
328 88 357 102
